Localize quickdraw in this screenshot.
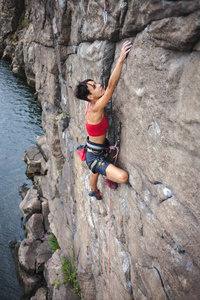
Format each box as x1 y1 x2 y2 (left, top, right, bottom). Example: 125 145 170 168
103 0 108 24
114 121 121 148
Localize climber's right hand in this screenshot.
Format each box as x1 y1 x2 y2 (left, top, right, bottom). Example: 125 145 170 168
119 41 132 62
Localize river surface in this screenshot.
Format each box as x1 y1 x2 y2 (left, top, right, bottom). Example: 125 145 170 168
0 60 43 300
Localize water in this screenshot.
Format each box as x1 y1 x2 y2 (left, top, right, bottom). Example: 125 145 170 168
0 60 43 300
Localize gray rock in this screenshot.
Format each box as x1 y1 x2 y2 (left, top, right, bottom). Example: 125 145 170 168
10 238 44 299
18 239 52 275
0 0 24 39
122 0 200 38
19 270 44 299
36 136 50 162
1 1 200 299
44 250 80 300
19 186 41 221
26 214 44 240
18 239 41 274
30 287 48 300
34 175 51 201
36 240 52 274
41 200 50 232
23 146 47 177
78 264 96 300
148 11 200 51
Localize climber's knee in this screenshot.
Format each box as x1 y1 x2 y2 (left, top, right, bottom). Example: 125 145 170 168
120 171 128 183
106 164 128 184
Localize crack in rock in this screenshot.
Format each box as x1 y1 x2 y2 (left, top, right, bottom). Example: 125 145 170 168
153 266 171 300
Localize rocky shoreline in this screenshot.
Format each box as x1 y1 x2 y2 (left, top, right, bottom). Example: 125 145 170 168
10 136 80 300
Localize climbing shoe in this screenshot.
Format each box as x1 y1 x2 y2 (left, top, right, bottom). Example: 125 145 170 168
89 189 102 200
102 177 118 189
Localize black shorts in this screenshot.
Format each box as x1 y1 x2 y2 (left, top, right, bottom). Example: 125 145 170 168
85 150 110 176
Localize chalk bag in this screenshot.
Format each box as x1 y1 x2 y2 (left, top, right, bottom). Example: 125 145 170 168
76 144 86 161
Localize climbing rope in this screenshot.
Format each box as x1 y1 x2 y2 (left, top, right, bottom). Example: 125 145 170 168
108 145 119 165
107 146 119 300
108 187 111 300
107 123 120 300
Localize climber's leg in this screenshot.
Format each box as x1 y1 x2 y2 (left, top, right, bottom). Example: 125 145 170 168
105 164 128 184
90 171 99 192
89 172 102 200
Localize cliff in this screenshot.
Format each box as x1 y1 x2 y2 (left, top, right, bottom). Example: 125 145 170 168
1 0 200 299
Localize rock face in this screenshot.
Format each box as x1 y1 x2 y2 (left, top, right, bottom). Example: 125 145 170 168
0 0 24 58
1 0 200 299
43 249 80 300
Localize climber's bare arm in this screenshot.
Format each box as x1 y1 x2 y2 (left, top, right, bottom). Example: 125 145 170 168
94 41 132 112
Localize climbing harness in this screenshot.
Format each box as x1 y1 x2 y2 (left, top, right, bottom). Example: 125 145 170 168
86 137 109 151
103 0 108 24
89 158 100 173
85 133 120 173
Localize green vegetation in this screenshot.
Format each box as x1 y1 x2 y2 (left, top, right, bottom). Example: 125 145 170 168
47 232 61 253
56 109 71 121
19 18 30 29
52 277 62 289
18 12 31 31
61 247 81 297
57 168 63 176
43 233 81 297
53 246 81 298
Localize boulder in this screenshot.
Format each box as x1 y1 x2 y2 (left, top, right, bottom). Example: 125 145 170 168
26 214 44 240
34 175 51 201
18 239 41 274
10 239 44 299
41 200 50 232
36 136 50 162
36 240 52 274
23 146 47 177
19 270 44 299
18 183 29 199
30 287 48 300
19 186 41 221
18 239 52 275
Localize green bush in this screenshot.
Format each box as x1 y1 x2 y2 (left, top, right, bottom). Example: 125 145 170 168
47 233 61 253
53 246 81 298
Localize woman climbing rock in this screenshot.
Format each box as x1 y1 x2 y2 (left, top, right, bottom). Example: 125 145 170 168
74 41 132 200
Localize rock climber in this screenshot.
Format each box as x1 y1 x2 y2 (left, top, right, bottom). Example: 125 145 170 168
74 41 132 200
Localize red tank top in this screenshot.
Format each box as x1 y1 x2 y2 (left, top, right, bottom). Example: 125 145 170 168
85 103 109 137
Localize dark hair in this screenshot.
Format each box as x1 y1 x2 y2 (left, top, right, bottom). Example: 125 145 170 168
74 79 93 102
